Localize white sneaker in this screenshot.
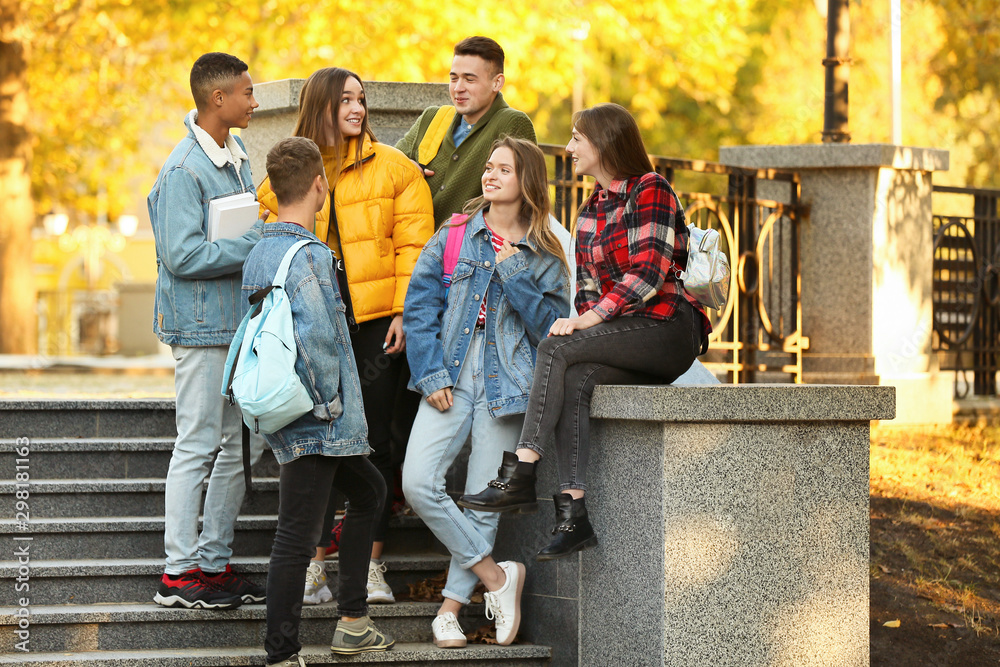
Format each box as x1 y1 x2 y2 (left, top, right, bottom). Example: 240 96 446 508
484 561 524 646
366 559 395 604
303 560 333 605
432 611 467 648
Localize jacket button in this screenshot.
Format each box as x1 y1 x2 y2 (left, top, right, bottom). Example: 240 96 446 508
464 327 470 334
452 154 459 161
474 294 480 300
484 261 491 268
439 185 445 191
454 360 460 367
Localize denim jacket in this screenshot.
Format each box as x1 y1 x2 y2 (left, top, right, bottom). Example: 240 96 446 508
241 223 369 464
404 210 571 417
148 111 264 346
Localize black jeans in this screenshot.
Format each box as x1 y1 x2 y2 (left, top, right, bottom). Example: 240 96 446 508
518 301 704 491
265 453 385 664
314 316 419 548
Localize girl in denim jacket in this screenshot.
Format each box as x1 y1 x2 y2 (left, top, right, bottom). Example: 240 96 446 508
402 137 570 648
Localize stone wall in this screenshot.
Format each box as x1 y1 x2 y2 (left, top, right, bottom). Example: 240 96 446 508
494 383 893 666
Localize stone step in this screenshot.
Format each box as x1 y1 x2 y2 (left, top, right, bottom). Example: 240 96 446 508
0 601 502 653
0 554 451 606
0 436 281 480
0 477 281 518
0 477 278 519
0 514 437 560
0 642 551 666
1 399 177 438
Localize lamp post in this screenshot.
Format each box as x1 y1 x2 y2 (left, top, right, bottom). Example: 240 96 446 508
821 0 851 143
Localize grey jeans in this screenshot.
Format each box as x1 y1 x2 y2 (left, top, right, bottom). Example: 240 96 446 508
518 301 704 491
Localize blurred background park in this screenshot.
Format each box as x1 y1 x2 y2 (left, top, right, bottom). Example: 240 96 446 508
1 0 998 364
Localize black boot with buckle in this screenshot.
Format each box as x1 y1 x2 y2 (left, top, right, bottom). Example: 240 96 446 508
457 450 538 513
536 493 598 561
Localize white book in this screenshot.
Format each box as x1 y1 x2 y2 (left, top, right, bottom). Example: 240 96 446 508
207 192 259 242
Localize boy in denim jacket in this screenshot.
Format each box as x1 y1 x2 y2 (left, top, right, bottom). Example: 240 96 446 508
244 137 393 665
149 52 265 610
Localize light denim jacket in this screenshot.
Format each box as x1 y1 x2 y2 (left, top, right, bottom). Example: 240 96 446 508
404 210 571 417
241 223 369 464
148 111 264 346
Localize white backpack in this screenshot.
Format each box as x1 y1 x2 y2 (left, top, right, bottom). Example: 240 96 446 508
223 239 327 434
625 180 731 310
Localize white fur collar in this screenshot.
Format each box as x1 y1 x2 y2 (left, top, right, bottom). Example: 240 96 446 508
185 110 248 171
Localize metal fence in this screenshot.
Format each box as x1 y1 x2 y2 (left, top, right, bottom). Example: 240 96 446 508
539 144 809 383
932 185 1000 396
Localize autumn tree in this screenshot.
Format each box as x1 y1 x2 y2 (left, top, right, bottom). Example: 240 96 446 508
0 0 35 354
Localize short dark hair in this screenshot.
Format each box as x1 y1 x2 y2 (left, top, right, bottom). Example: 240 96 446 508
266 137 324 206
190 53 249 109
454 36 504 76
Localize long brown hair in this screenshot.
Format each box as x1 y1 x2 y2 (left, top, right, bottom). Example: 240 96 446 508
293 67 376 188
572 103 654 181
463 136 569 278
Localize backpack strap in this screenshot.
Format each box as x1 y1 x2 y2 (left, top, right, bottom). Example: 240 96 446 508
417 106 458 168
272 239 319 289
442 214 469 289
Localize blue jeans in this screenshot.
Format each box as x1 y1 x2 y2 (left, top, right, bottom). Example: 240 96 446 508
164 345 264 574
402 330 525 604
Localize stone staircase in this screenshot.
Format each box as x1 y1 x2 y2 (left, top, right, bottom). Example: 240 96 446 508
0 399 551 666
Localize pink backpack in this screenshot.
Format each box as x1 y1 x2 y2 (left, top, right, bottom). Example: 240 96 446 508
441 213 469 294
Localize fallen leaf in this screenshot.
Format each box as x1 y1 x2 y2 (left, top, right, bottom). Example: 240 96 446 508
878 564 891 574
883 619 901 628
928 623 957 628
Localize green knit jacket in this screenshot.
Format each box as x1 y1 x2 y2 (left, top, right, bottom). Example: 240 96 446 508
395 92 536 227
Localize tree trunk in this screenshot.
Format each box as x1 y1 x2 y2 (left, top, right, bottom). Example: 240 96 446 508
0 0 37 354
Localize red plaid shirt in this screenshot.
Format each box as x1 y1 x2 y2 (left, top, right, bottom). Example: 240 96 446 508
575 173 711 337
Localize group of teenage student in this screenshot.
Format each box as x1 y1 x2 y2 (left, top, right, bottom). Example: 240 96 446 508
147 36 710 667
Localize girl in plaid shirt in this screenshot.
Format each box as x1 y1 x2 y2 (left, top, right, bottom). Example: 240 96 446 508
459 104 711 559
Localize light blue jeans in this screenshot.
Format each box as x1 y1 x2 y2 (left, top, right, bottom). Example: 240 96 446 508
402 331 524 604
164 345 264 574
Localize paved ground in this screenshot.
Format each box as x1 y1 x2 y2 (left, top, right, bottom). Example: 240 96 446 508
0 354 174 398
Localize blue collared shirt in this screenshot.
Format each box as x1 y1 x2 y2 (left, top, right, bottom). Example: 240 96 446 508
453 117 474 147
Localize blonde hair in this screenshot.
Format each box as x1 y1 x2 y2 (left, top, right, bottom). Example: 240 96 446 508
292 67 375 188
462 136 569 278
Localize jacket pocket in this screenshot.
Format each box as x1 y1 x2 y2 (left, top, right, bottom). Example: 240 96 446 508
195 280 206 323
366 202 387 257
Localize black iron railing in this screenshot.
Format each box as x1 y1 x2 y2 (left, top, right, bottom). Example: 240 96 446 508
932 185 1000 396
539 144 809 384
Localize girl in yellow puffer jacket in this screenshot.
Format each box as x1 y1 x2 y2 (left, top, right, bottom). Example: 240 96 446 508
257 67 434 608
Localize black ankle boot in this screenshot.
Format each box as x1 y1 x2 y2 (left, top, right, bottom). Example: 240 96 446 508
536 493 598 561
457 451 538 513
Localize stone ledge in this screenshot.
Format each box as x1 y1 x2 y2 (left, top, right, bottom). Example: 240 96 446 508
590 383 895 422
719 143 949 172
253 79 450 117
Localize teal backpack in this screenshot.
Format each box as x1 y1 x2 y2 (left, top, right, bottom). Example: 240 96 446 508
223 239 327 434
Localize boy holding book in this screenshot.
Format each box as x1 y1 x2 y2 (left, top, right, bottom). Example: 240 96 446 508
149 52 265 610
245 137 394 665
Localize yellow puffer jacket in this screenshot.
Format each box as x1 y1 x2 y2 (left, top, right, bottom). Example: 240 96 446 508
258 136 434 324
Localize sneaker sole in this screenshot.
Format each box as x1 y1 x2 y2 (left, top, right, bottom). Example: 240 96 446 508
330 639 395 655
366 592 396 604
497 562 525 646
241 593 266 604
456 499 538 514
303 589 334 605
535 534 599 561
153 592 242 610
434 637 468 648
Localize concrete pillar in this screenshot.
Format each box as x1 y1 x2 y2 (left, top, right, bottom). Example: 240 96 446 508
241 79 450 182
719 144 951 424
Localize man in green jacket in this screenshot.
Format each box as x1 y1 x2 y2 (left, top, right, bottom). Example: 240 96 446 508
396 36 536 227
